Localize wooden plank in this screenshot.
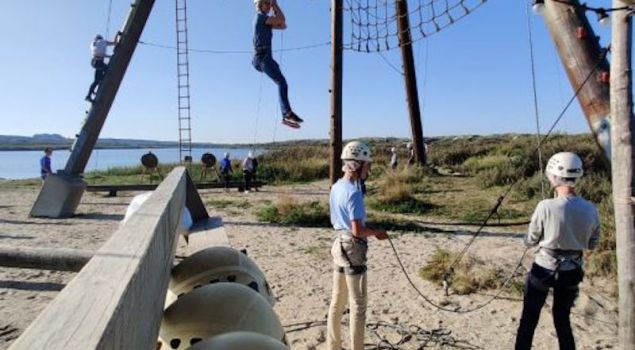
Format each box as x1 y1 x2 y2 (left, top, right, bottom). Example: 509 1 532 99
186 216 230 255
0 246 93 272
9 167 187 350
610 2 635 347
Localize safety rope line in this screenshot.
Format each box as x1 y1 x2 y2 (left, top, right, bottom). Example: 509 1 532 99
389 236 529 314
377 51 404 75
283 320 481 349
439 46 610 292
376 46 609 314
105 0 114 38
138 40 330 54
252 72 265 152
524 0 546 198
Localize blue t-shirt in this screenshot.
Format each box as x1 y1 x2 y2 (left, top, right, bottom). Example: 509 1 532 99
40 155 51 177
253 12 272 51
220 158 232 174
329 179 366 232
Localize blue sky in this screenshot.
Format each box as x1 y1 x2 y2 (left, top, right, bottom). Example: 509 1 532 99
0 0 616 144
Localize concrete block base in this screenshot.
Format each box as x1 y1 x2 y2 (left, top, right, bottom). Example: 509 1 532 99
30 173 87 218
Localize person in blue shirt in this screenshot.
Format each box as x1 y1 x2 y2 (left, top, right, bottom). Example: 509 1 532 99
219 152 233 192
327 141 388 350
40 147 53 181
252 0 304 128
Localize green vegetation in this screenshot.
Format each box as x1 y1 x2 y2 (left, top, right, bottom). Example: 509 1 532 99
255 196 331 227
21 133 612 279
419 248 507 295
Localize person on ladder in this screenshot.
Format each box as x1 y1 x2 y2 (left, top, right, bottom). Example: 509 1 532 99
252 0 304 129
515 152 600 350
85 34 117 103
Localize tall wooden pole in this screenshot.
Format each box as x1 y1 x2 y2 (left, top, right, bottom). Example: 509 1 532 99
610 1 635 347
395 0 425 165
330 0 343 184
541 0 611 159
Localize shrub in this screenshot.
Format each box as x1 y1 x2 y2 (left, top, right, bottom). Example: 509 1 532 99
419 248 506 295
255 196 331 227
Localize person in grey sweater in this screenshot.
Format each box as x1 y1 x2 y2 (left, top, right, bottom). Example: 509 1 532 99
515 152 600 350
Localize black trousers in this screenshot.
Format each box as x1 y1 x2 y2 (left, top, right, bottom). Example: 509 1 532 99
87 59 107 98
243 170 253 191
515 263 583 350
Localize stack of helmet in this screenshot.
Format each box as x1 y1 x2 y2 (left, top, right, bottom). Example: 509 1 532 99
159 246 288 349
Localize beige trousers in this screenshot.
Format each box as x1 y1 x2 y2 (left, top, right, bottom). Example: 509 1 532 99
326 270 367 350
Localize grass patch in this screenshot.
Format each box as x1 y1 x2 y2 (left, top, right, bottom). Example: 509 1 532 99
419 248 506 295
255 196 331 227
205 199 251 210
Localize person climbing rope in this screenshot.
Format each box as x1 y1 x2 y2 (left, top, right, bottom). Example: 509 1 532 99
515 152 600 350
327 141 388 350
252 0 304 129
85 34 117 103
219 152 233 192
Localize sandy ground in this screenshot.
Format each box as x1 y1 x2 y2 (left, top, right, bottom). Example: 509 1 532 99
0 180 618 349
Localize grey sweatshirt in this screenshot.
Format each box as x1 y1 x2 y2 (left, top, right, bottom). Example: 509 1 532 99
526 195 600 271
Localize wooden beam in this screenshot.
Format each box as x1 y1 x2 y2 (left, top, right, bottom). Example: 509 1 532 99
0 246 93 272
541 0 612 159
395 0 426 166
330 0 343 184
10 167 189 350
610 1 635 347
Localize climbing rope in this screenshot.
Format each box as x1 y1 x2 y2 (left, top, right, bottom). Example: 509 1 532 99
283 320 481 349
105 0 114 38
383 46 610 314
524 0 546 198
138 40 330 55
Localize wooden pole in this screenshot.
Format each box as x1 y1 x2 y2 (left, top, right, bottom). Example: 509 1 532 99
541 0 611 159
395 0 426 165
0 246 93 272
330 0 344 184
610 1 635 347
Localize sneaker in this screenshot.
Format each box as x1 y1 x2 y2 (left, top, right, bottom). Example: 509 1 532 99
85 96 94 103
284 112 303 124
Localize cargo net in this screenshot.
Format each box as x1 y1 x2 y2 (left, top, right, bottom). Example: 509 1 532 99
344 0 487 52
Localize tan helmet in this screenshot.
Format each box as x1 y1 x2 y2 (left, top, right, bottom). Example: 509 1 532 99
188 332 289 350
165 247 275 307
545 152 583 181
341 141 372 162
159 283 284 350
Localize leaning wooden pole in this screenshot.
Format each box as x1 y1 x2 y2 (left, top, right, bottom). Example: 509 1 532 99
330 0 344 184
395 0 426 165
610 1 635 347
541 0 611 159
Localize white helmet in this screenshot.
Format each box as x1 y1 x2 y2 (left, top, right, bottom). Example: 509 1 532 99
224 152 230 159
248 151 253 158
254 0 272 4
341 141 372 162
406 142 412 149
188 332 289 350
391 147 396 153
165 247 275 307
546 152 583 180
159 283 284 350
